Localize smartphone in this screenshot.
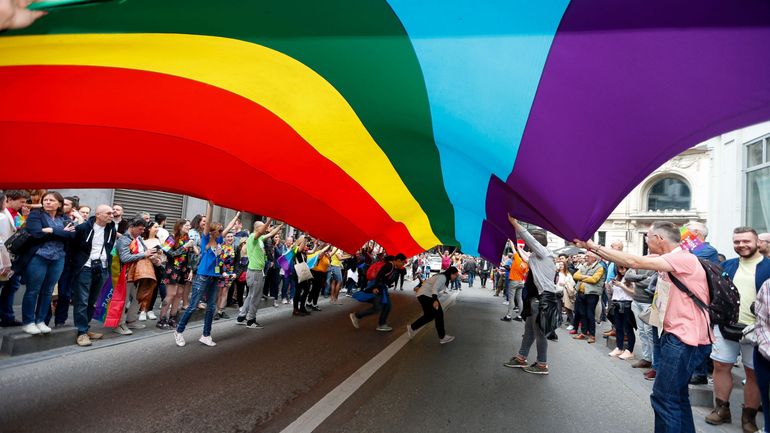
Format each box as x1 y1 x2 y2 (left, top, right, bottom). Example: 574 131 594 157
28 0 116 11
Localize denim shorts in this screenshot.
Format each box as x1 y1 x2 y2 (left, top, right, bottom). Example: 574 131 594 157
328 265 343 282
711 325 754 369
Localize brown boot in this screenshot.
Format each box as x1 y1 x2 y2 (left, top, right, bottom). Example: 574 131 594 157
741 406 758 433
705 398 731 425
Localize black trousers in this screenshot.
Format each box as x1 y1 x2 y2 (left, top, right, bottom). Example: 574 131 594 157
293 279 311 311
309 270 326 305
410 295 445 339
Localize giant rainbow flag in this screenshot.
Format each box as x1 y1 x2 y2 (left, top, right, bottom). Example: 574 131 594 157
1 0 769 259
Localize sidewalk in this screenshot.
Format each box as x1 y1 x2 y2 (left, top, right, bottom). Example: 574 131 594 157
0 294 289 359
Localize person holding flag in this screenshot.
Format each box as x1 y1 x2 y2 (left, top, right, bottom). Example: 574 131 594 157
235 218 283 329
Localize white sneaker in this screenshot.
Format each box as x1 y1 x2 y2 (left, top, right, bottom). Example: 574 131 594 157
23 323 41 335
349 313 360 329
273 301 279 308
376 324 393 332
608 348 622 357
36 322 52 334
114 324 133 335
138 311 147 321
618 350 635 360
198 335 216 347
406 325 415 339
503 301 510 305
566 325 574 331
174 331 186 347
282 299 288 304
439 335 455 345
147 311 157 320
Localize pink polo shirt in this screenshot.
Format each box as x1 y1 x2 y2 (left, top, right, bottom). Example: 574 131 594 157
661 248 712 346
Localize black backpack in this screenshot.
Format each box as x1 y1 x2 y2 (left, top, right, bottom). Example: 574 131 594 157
668 259 740 333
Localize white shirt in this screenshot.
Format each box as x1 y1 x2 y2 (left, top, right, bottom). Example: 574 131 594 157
86 224 108 267
347 268 359 283
0 212 12 243
416 274 446 298
157 227 170 244
611 280 634 301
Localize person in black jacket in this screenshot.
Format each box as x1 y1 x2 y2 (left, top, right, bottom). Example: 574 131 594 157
18 192 75 335
70 205 117 346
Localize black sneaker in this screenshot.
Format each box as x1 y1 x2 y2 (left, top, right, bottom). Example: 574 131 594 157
500 315 512 322
220 311 230 319
235 315 247 325
689 375 708 385
156 318 167 329
310 305 322 312
0 319 23 327
512 316 524 322
246 320 264 329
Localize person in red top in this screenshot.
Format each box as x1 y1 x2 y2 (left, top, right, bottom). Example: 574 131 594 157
575 221 711 433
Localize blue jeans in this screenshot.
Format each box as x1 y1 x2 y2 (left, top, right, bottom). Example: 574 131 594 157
467 271 475 287
46 266 74 325
354 285 391 326
614 302 635 351
0 273 22 322
22 255 65 325
650 333 711 433
176 275 219 337
652 326 662 370
72 265 107 335
753 348 770 433
281 274 295 300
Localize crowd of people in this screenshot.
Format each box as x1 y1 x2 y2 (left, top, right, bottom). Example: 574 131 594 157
491 217 770 433
0 189 424 349
4 189 770 433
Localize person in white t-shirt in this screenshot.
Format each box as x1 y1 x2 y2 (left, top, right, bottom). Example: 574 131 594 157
608 265 636 360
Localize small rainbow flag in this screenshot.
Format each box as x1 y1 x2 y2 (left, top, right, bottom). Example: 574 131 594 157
680 227 703 252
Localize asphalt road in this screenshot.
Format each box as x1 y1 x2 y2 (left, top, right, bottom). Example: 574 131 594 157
0 283 756 433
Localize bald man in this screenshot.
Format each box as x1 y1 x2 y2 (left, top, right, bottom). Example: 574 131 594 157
759 233 770 258
70 205 117 346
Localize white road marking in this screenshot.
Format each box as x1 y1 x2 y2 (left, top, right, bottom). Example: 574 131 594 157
280 291 458 433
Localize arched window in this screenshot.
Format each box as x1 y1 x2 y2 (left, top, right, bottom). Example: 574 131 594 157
647 177 691 211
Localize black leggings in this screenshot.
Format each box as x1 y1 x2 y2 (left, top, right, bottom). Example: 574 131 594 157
309 270 326 305
410 295 445 339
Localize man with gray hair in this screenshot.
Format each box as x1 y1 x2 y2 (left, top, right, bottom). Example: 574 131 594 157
758 232 770 258
70 205 116 346
686 221 720 264
575 221 711 433
684 222 720 385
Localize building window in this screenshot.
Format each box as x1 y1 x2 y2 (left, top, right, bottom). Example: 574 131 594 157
597 231 606 246
647 177 691 211
747 136 770 233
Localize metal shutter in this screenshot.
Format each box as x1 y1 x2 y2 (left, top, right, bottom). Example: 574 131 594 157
112 189 185 228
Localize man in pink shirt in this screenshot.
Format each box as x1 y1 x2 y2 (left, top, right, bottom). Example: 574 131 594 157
575 220 711 433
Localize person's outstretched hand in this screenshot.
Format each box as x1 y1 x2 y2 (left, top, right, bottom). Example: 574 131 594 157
1 0 46 31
